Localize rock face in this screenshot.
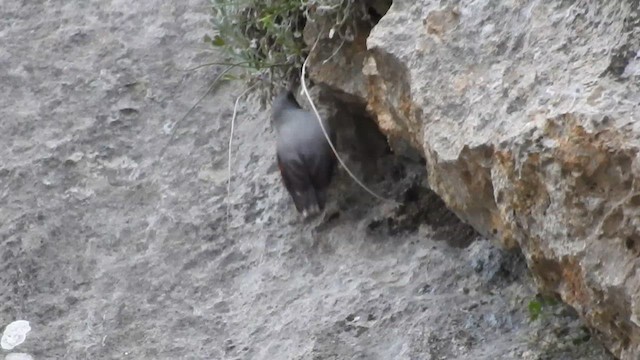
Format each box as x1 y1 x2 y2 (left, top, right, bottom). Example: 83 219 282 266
307 0 640 358
0 0 618 359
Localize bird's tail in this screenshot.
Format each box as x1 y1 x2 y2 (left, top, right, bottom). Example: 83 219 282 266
292 189 322 217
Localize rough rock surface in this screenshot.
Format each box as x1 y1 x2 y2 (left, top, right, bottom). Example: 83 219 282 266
0 1 614 359
306 0 640 358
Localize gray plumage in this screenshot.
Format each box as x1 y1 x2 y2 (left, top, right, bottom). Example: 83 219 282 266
271 90 336 217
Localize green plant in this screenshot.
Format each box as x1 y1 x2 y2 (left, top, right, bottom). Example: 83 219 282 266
206 0 373 100
207 0 309 90
528 294 560 321
528 298 544 321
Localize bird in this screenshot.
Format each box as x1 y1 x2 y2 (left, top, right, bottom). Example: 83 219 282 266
271 89 337 218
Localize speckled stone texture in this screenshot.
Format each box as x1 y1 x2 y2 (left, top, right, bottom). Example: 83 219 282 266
0 1 615 359
306 0 640 358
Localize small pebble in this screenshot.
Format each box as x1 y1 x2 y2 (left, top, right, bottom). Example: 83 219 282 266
1 320 31 350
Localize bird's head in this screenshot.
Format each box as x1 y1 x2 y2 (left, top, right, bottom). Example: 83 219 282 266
270 89 301 128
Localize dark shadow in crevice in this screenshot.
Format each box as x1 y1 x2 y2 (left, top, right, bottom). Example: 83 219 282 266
365 0 392 24
317 88 479 249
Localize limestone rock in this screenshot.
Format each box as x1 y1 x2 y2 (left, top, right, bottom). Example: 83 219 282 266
306 0 640 358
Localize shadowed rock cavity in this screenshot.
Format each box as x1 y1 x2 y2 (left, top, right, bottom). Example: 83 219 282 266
314 86 478 249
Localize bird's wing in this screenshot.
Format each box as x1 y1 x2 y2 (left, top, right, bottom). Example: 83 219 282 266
277 151 317 213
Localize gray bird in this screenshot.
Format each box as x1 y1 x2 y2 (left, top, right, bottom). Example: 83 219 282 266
271 90 337 217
